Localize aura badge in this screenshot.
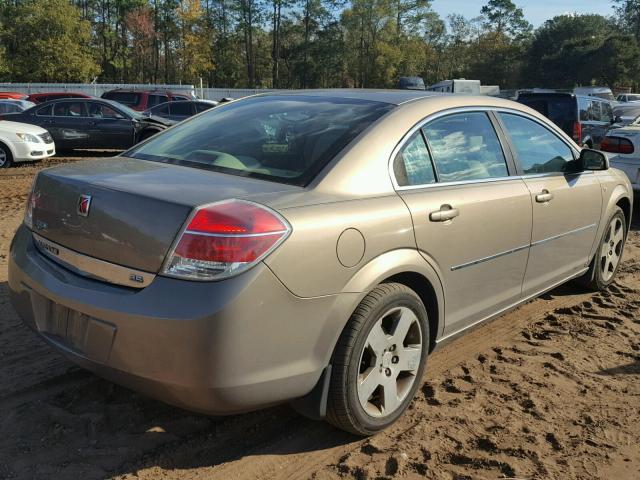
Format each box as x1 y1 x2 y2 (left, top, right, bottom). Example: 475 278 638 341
77 194 92 217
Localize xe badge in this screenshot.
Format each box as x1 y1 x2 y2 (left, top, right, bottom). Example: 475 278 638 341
77 194 92 217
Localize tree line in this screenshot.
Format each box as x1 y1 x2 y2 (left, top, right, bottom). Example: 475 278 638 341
0 0 639 91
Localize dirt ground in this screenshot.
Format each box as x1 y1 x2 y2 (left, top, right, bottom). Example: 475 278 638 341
0 156 639 480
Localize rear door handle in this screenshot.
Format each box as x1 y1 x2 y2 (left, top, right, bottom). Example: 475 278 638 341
535 190 554 203
429 205 459 222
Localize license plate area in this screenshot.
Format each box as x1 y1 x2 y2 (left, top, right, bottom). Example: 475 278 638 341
33 296 117 364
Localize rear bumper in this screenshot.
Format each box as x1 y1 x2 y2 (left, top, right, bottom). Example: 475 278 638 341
8 225 350 414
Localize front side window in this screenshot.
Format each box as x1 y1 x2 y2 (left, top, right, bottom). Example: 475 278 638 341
422 112 508 182
393 131 436 187
127 95 393 186
88 103 122 119
500 113 574 174
53 102 86 117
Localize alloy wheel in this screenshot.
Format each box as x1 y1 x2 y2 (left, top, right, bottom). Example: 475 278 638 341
0 148 6 167
357 306 423 417
600 216 624 282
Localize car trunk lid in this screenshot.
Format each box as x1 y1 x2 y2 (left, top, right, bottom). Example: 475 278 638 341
30 156 300 273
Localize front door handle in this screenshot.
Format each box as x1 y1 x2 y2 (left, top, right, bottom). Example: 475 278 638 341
429 205 459 222
535 190 554 203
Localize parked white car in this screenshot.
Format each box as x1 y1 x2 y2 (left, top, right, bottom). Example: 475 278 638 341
601 122 640 191
0 121 55 168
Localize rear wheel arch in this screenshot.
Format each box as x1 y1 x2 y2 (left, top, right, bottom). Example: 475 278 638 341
381 272 439 353
339 249 445 345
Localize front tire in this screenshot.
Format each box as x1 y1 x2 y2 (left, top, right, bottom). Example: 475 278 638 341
327 283 429 435
576 207 626 290
0 142 13 168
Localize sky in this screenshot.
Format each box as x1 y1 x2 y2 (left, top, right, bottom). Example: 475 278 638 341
431 0 615 27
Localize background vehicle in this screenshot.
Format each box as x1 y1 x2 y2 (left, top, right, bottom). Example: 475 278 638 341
517 92 614 148
8 92 632 436
26 92 92 103
398 76 425 90
601 124 640 191
0 92 27 100
1 98 174 150
0 99 35 114
101 89 195 111
426 79 481 94
615 93 640 103
573 86 615 101
143 100 217 122
0 120 55 167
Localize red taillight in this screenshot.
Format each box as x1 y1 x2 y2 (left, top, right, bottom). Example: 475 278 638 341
573 121 582 144
600 136 635 155
162 199 290 280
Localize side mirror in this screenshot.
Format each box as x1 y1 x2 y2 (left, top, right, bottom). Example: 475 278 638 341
614 116 622 124
580 148 609 171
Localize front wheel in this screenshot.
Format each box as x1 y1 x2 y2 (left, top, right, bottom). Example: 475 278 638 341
576 207 626 290
326 283 429 435
0 143 13 168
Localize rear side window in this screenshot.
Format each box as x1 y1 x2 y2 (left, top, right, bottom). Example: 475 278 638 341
103 92 140 106
127 95 394 187
195 102 214 113
589 101 601 121
500 113 574 174
518 95 575 134
148 94 168 106
601 102 613 123
422 112 508 182
393 131 436 187
170 102 192 115
53 102 86 117
578 97 590 121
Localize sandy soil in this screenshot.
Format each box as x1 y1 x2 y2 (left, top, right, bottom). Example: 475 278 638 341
0 157 638 480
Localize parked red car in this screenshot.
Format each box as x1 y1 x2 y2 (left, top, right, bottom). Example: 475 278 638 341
26 92 92 103
101 89 195 111
0 92 27 100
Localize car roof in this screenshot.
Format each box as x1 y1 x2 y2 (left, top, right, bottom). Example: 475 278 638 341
259 89 447 105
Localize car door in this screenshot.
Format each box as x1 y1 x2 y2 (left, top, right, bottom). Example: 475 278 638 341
394 111 533 337
87 102 136 149
49 101 89 149
497 112 602 297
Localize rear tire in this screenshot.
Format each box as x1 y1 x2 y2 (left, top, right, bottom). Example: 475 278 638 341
326 283 429 435
0 143 13 168
576 207 626 291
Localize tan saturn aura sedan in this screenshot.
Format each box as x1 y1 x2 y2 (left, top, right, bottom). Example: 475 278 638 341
9 90 633 435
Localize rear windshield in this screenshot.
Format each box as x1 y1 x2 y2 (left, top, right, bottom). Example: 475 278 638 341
126 95 394 186
518 95 576 133
103 91 141 106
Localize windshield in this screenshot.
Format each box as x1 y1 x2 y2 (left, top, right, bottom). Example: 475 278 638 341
126 95 393 186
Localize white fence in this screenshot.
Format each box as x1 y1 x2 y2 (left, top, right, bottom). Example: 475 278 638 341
0 83 286 101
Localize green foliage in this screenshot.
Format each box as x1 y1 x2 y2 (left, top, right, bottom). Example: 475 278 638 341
2 0 99 81
0 0 638 92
